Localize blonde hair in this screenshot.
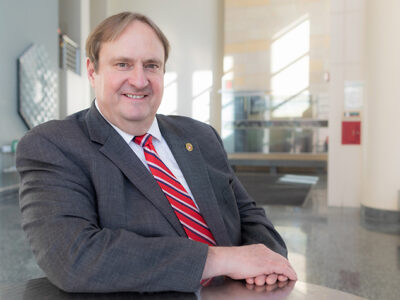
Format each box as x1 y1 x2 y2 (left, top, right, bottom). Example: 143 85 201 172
86 12 170 71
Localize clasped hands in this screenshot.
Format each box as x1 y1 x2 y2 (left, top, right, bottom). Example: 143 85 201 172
202 244 297 287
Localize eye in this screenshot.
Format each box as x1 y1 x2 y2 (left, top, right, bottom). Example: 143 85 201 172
116 62 129 69
145 63 160 71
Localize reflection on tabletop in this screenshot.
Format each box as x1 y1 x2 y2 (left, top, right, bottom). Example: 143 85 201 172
0 277 366 299
4 277 296 300
201 277 296 300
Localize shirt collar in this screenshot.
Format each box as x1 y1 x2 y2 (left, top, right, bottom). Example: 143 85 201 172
94 99 162 145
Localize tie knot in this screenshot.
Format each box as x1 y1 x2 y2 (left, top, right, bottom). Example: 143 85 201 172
133 133 153 148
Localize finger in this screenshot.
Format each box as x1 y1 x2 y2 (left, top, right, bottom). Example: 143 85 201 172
278 264 297 281
246 277 255 285
254 275 267 286
286 261 298 279
289 266 298 280
266 273 278 285
267 259 297 281
278 275 288 282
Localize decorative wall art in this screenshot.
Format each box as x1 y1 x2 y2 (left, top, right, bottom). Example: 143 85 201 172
18 44 58 129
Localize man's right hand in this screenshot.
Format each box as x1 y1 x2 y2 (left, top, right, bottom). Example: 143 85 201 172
202 244 297 284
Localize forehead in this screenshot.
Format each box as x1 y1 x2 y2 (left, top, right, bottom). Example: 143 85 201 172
99 21 165 62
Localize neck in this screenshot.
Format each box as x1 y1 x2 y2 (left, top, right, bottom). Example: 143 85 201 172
95 101 154 136
113 117 154 136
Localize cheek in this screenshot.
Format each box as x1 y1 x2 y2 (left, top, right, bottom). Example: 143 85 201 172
105 76 128 96
152 76 164 95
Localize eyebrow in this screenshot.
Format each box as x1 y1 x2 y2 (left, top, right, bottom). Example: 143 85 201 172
143 58 163 65
110 57 133 64
110 57 163 65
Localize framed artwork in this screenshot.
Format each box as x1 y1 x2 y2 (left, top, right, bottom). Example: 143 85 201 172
18 44 58 129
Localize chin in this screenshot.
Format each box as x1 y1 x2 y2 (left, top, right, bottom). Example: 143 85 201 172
124 114 150 122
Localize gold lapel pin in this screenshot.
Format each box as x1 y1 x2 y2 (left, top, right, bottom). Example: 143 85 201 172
185 143 193 152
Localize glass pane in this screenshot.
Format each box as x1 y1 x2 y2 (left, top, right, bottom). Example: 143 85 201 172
221 91 328 154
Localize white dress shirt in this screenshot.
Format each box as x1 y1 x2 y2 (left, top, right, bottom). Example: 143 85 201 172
94 101 198 207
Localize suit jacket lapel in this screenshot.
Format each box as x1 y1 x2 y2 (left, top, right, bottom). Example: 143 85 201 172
85 104 185 236
158 115 231 246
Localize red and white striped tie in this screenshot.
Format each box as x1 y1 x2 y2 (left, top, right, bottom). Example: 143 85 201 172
134 134 216 246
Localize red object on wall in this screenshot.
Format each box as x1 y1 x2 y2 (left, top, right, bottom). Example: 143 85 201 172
342 121 361 145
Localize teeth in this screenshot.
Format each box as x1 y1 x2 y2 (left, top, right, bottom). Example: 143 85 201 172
125 94 145 99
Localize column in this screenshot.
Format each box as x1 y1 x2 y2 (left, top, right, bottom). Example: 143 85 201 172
361 0 400 232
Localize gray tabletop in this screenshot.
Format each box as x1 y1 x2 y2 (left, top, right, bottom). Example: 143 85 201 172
0 277 367 300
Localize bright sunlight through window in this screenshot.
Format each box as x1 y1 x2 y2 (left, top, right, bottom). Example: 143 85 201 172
270 16 310 118
192 70 213 123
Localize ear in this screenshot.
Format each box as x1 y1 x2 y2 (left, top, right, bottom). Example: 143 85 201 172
86 58 96 87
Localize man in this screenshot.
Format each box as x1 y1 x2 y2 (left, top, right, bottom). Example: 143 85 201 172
16 12 296 293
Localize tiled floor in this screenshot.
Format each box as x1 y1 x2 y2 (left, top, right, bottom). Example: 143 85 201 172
0 192 44 285
264 175 400 300
0 175 399 299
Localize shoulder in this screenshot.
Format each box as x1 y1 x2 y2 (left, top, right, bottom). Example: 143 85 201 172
18 109 90 151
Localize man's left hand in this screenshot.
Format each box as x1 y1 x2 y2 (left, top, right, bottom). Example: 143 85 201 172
245 274 289 286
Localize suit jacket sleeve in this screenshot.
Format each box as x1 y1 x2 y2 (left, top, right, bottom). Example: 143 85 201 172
208 126 288 257
16 126 208 293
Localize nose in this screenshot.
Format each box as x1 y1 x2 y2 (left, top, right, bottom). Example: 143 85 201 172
127 66 149 89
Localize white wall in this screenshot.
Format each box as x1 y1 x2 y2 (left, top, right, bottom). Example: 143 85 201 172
59 0 91 117
106 0 224 131
90 0 109 31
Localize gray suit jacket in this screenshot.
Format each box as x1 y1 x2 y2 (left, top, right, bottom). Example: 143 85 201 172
16 103 287 293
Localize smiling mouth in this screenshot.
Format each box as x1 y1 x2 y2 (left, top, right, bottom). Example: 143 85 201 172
124 93 147 99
